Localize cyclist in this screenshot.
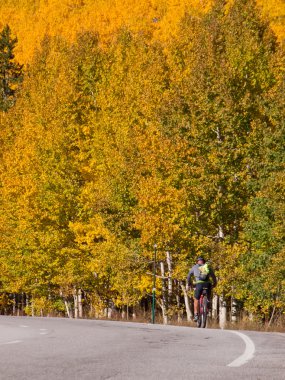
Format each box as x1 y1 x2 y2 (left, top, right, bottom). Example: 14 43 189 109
186 257 217 322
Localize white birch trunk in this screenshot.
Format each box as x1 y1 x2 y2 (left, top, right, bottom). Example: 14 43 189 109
47 290 51 317
160 261 168 325
12 293 16 316
64 300 72 318
73 288 79 319
212 294 218 321
31 297 35 317
22 293 25 316
78 289 83 318
60 288 71 318
219 295 227 329
176 281 182 323
90 302 93 318
166 251 173 303
231 297 237 323
107 307 112 319
217 225 224 240
181 284 193 321
268 306 276 327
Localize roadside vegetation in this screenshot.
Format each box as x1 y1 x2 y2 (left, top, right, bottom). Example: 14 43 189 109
0 0 284 330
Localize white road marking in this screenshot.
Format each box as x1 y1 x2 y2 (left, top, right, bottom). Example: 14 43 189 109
227 331 255 367
1 340 22 345
19 325 29 328
40 332 48 335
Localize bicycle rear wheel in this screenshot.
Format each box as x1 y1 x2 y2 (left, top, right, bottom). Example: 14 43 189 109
197 296 204 328
201 296 208 328
197 314 202 328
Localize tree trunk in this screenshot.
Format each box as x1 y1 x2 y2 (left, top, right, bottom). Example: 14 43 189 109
160 261 168 324
21 292 25 316
31 297 35 317
60 288 72 318
212 294 218 321
166 251 172 304
17 294 20 316
181 284 193 321
12 293 16 316
73 288 79 319
231 297 237 323
268 306 276 328
176 281 182 323
219 295 227 329
107 307 112 319
78 289 83 318
47 290 51 317
64 300 72 318
132 308 137 319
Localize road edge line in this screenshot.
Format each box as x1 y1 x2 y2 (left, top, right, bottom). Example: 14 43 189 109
227 331 255 367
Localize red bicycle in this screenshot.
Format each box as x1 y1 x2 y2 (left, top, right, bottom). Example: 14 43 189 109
197 287 209 328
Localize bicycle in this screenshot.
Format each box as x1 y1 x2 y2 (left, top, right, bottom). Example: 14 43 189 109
196 287 209 328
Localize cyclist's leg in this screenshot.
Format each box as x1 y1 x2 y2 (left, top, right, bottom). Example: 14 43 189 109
194 283 203 315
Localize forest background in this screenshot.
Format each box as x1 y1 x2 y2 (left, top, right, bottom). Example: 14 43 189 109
0 0 284 328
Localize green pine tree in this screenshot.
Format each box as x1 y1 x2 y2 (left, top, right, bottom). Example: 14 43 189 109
0 25 23 111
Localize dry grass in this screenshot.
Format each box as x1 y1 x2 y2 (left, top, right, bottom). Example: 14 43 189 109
109 311 285 333
169 318 285 333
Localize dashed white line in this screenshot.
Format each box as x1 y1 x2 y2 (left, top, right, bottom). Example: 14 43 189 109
227 331 255 367
19 325 29 328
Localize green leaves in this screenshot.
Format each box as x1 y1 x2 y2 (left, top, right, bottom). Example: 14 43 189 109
0 25 23 111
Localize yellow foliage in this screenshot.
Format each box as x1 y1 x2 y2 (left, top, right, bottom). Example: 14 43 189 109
0 0 284 322
1 0 284 64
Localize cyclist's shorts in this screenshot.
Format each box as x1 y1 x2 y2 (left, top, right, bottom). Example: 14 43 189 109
194 282 211 300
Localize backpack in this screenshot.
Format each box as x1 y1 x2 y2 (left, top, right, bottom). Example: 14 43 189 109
198 262 210 281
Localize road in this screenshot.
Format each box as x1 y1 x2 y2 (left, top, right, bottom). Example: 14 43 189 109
0 316 284 379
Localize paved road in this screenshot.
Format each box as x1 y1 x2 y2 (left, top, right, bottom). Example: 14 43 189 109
0 316 284 379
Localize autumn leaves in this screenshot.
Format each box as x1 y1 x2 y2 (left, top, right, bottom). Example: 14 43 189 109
0 1 284 324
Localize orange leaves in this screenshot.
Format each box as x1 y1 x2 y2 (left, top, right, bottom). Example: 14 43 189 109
1 1 284 65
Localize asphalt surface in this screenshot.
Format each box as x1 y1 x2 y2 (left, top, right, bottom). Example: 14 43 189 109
0 316 284 379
